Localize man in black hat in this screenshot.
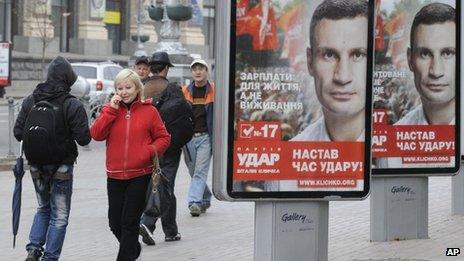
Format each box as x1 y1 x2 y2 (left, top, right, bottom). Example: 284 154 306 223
139 51 188 245
134 56 151 84
148 51 174 79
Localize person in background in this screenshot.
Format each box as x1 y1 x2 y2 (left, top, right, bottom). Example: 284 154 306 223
91 69 170 260
139 51 186 245
134 56 151 84
14 56 91 261
182 59 214 217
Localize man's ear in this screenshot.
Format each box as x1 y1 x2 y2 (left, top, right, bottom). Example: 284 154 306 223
307 47 314 76
407 47 414 72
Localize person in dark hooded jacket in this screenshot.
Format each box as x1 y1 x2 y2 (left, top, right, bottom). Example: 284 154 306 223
14 56 91 261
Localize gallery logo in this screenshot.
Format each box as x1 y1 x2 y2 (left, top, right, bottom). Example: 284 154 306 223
390 185 416 195
281 212 313 224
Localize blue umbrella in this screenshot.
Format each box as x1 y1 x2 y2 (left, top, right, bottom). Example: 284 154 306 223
12 141 24 248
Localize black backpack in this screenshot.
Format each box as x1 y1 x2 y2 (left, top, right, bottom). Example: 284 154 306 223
23 96 70 164
153 83 194 154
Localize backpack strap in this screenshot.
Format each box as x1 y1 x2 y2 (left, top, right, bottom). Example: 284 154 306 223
61 95 75 139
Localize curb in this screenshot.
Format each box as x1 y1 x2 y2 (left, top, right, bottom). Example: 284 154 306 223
0 157 30 171
0 158 15 171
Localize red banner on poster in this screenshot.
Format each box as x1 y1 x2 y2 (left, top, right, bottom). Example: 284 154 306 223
372 125 455 157
233 140 364 182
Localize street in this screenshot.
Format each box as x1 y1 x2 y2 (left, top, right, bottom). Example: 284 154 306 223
1 141 464 260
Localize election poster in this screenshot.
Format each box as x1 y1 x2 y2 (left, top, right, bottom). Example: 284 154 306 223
230 0 373 197
0 42 11 86
371 0 460 174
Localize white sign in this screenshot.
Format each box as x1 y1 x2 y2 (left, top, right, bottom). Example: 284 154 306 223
0 42 11 86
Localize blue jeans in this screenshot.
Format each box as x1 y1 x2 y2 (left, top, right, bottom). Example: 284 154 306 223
184 134 212 205
26 164 73 261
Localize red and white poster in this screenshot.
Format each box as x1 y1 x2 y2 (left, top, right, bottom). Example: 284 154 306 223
231 0 372 194
0 42 11 86
371 0 459 173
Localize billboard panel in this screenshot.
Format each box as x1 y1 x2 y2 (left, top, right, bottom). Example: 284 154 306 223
215 0 374 200
371 0 460 175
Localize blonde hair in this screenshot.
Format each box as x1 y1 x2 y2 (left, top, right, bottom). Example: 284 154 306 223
114 69 145 100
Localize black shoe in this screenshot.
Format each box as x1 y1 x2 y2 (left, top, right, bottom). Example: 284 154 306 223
25 249 41 261
139 224 156 246
165 233 181 242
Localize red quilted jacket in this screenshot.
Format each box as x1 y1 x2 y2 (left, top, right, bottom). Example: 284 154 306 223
90 98 170 180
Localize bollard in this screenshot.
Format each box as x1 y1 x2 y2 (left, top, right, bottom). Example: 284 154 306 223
80 95 92 151
7 97 16 159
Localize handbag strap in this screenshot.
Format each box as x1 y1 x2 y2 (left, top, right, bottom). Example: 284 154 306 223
151 146 162 192
153 147 160 173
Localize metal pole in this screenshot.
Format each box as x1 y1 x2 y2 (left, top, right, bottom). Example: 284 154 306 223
7 97 15 158
137 0 141 47
5 0 11 42
133 0 147 57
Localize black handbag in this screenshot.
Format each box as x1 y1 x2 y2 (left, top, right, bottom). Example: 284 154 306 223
144 150 173 218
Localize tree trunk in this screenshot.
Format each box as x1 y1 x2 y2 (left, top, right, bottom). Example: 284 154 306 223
41 41 46 81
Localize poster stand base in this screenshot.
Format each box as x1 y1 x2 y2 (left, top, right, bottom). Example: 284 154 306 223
452 161 464 215
254 201 328 261
370 176 428 241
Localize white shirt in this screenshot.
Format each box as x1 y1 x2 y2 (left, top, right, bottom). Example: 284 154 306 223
292 116 365 141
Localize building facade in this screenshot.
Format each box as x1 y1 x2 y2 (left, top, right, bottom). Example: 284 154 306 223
0 0 214 60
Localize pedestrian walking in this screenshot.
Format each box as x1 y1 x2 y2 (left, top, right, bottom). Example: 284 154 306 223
139 52 194 245
182 59 214 217
91 69 170 260
13 56 91 261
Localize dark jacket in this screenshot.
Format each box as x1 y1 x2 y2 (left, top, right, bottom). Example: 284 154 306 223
14 56 91 165
182 81 214 138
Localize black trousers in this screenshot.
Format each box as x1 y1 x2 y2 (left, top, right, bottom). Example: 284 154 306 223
107 174 150 261
141 149 181 237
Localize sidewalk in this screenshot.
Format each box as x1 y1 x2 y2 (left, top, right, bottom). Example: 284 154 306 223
1 142 463 260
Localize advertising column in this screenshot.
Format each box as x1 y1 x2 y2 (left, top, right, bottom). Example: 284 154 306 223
371 0 460 241
214 1 374 260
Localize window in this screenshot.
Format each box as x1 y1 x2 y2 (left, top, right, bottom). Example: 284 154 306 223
103 66 122 80
72 66 97 79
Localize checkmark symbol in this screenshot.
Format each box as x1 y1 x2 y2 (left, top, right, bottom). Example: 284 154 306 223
243 126 254 137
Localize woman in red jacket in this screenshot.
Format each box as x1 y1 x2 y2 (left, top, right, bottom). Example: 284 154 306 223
91 69 170 260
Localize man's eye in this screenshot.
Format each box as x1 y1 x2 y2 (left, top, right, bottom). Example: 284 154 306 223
352 51 366 62
322 51 336 61
442 49 455 59
419 50 432 59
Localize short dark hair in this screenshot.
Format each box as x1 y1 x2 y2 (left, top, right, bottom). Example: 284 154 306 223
150 63 168 74
310 0 368 49
410 3 455 49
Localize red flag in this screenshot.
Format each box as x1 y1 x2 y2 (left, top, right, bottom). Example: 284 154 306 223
375 0 385 51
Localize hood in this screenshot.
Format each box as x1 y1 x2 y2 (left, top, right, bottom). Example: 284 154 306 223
33 56 77 101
